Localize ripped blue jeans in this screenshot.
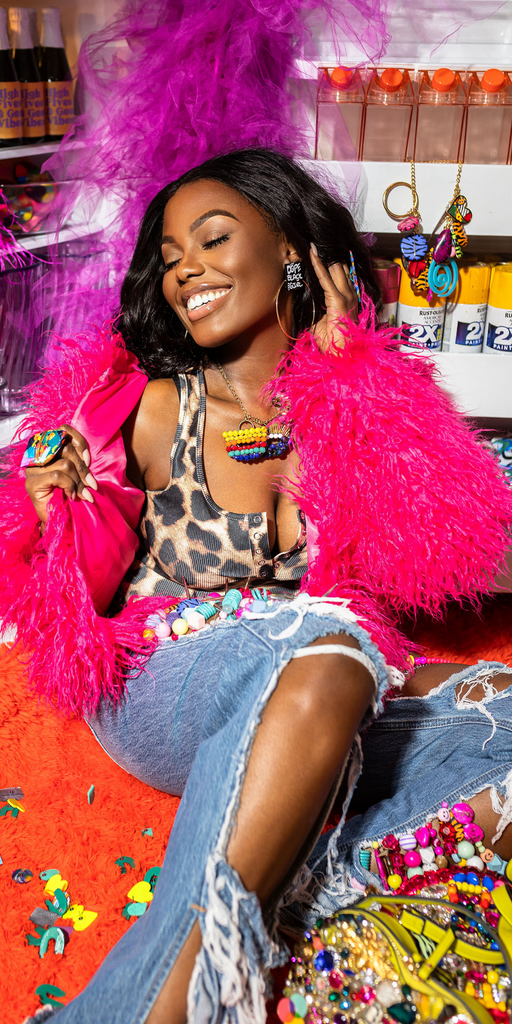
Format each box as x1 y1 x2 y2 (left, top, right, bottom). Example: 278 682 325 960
31 600 512 1024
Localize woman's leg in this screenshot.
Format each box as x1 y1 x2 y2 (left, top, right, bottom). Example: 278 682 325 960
147 632 375 1024
402 662 512 859
287 658 512 932
36 604 387 1024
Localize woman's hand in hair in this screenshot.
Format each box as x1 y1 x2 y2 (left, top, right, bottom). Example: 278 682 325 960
25 425 97 527
309 243 358 352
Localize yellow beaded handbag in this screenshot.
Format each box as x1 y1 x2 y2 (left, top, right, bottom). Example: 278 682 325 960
280 887 512 1024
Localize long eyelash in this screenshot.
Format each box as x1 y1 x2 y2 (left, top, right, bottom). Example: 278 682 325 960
163 234 230 273
203 234 230 250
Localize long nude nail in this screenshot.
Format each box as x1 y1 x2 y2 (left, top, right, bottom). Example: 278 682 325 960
81 487 94 503
310 242 318 256
82 448 91 467
85 472 98 491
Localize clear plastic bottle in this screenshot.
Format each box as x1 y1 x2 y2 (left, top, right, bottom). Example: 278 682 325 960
315 66 364 161
464 69 512 165
362 68 414 162
414 68 466 163
396 262 445 350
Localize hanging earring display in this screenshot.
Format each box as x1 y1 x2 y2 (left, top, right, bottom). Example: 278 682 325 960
383 161 472 300
215 363 291 462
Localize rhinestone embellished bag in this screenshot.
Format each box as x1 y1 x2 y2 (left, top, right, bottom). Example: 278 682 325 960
280 887 512 1024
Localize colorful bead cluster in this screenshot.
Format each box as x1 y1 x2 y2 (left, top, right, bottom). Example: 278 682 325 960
399 195 472 300
222 424 290 462
362 802 506 892
142 587 277 641
282 801 511 1024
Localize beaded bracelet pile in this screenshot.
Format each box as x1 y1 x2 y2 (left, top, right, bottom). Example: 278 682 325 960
142 587 276 641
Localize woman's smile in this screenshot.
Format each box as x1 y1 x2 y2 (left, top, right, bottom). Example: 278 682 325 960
182 284 233 321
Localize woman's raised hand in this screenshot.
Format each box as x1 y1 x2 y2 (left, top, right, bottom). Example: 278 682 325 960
24 424 97 525
309 243 358 351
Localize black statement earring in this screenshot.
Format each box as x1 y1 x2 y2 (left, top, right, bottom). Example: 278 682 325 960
286 262 304 291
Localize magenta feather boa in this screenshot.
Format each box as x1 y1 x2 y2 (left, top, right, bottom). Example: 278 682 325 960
269 300 512 624
1 307 511 716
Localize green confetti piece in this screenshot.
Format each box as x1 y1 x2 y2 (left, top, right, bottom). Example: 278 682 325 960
40 868 60 880
53 888 68 915
35 984 66 1008
39 926 65 958
143 866 161 891
126 902 147 917
141 827 153 837
87 785 95 804
115 856 136 874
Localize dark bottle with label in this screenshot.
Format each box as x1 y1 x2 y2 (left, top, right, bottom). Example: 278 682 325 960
39 8 73 142
0 8 22 147
9 7 45 144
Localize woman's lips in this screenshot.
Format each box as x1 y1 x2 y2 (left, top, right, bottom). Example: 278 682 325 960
186 288 232 322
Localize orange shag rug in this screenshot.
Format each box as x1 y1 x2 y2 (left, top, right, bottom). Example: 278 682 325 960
2 595 512 1024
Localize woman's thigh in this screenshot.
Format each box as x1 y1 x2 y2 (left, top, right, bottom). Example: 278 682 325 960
86 626 226 795
86 601 390 798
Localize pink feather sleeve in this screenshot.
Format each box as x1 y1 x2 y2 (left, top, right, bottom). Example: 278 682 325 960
271 301 512 623
0 329 165 717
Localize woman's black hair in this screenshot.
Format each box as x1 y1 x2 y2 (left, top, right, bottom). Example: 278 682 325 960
118 147 381 377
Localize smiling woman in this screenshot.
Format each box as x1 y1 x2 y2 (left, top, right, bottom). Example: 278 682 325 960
11 147 512 1024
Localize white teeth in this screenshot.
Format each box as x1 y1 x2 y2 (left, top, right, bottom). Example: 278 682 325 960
187 288 229 311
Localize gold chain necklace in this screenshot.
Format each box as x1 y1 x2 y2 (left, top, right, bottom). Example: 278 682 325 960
214 362 291 463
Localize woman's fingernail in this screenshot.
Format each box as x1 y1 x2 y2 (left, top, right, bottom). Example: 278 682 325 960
311 242 318 256
83 448 91 467
85 472 98 491
81 487 94 503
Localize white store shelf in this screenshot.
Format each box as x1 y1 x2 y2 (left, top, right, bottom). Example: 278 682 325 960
305 161 512 237
0 142 60 161
430 352 512 419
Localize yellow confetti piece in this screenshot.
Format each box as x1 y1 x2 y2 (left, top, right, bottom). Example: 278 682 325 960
7 798 25 811
127 881 154 903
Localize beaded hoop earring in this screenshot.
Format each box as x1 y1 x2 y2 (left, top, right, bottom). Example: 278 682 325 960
275 279 316 342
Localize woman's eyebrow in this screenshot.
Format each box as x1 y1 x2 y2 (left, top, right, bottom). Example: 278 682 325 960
161 209 239 245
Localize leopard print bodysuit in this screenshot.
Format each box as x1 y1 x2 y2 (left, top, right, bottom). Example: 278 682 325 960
123 368 308 601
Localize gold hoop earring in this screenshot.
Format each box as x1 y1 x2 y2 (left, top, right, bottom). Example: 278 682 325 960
275 280 316 342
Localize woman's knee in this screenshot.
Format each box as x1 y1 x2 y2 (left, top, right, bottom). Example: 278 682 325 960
276 633 374 725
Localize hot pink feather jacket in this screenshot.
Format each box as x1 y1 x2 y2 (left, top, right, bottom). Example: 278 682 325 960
1 306 511 717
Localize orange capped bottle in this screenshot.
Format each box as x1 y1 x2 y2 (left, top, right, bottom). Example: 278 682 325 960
315 66 364 161
362 68 414 162
464 70 512 164
414 68 466 163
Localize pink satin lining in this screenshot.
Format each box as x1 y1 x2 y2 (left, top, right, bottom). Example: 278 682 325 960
69 349 148 613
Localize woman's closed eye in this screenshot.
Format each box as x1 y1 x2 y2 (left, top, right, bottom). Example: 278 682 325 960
163 233 231 273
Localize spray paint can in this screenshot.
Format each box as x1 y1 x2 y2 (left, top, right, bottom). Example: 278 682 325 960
373 259 400 326
442 263 491 352
484 263 512 353
396 264 445 350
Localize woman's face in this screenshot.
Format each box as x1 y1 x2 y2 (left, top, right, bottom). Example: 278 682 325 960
161 179 291 350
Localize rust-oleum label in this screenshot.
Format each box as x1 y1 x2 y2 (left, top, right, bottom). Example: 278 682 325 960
0 82 22 139
21 82 45 137
45 81 74 135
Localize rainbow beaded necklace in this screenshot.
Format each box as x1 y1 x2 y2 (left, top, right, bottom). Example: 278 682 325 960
215 362 291 463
